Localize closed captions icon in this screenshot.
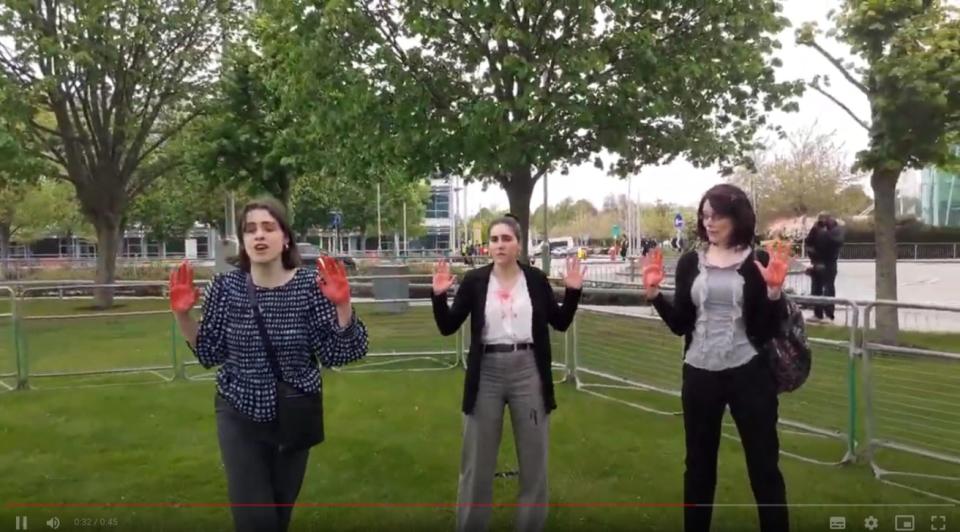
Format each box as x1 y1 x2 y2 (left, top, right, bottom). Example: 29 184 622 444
829 516 847 530
931 515 947 531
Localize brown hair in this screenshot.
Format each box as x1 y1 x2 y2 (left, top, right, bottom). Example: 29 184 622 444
236 196 302 272
696 184 756 249
488 214 522 241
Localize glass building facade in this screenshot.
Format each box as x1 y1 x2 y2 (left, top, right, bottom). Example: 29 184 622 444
919 164 960 227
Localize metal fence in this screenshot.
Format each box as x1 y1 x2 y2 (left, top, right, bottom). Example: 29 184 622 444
13 283 179 390
2 278 957 502
1 279 466 389
565 292 958 503
0 286 16 392
860 300 960 503
835 242 960 260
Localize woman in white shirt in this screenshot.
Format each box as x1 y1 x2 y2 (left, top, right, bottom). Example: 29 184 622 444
431 215 585 532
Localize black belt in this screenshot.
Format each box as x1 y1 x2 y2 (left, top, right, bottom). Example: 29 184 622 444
483 343 534 353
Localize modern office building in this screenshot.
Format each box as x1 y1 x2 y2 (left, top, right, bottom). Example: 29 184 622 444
411 175 458 252
919 164 960 227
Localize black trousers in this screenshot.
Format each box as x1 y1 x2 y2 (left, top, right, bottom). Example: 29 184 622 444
681 356 788 532
215 394 311 532
809 262 838 319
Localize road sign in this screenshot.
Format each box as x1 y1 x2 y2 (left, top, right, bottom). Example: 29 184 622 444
674 213 684 229
612 224 621 238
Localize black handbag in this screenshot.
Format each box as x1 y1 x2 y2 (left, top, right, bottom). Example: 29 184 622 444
246 274 325 452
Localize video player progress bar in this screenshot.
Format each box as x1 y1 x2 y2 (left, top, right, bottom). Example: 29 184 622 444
4 502 958 509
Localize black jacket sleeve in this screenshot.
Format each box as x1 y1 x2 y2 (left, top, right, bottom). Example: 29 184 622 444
431 272 473 336
651 252 698 336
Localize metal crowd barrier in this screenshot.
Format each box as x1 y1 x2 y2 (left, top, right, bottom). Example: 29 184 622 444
3 277 957 503
328 298 461 374
0 286 16 392
861 300 960 504
563 289 957 502
565 292 860 466
11 283 177 390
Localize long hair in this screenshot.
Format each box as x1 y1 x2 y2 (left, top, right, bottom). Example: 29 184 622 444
236 196 302 272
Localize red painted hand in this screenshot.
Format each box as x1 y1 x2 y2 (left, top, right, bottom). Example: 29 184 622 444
642 248 664 299
316 256 351 306
756 240 791 289
169 260 199 314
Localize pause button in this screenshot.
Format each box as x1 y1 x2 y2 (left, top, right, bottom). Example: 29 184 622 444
15 515 28 530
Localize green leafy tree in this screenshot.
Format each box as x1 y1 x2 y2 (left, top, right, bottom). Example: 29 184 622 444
729 126 868 227
290 174 429 248
128 170 228 245
467 206 507 244
0 178 92 277
0 0 240 306
796 0 960 339
192 41 303 209
279 0 803 259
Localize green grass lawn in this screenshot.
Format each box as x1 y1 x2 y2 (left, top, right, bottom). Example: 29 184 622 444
1 298 958 531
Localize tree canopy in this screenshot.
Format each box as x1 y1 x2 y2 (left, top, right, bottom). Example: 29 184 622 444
276 0 803 258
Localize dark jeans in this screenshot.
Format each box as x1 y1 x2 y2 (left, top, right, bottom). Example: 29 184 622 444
681 356 788 532
810 262 838 319
215 394 311 532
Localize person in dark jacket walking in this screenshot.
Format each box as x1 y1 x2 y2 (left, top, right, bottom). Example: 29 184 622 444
804 212 845 322
431 215 584 532
642 184 792 532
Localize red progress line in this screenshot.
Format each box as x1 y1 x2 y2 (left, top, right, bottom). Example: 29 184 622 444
5 502 691 509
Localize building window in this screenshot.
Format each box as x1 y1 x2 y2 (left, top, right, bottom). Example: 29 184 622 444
426 187 450 219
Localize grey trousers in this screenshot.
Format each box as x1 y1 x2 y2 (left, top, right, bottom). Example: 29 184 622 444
457 348 550 532
215 393 311 532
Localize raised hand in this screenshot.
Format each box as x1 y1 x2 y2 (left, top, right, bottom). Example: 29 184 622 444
563 255 587 290
755 240 791 291
169 260 199 314
642 248 665 299
432 259 455 296
316 256 351 306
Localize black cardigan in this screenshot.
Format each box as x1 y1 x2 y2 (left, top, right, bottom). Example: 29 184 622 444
651 249 787 357
431 263 582 415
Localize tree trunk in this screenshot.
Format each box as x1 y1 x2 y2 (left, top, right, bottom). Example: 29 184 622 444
0 223 10 281
871 167 900 344
501 167 536 262
93 219 123 309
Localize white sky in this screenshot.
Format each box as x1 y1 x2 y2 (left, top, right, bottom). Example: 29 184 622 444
462 0 875 216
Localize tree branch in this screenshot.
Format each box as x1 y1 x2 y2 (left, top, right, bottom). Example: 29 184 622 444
809 83 869 130
804 39 869 95
125 157 180 201
134 108 204 168
357 3 452 113
0 43 40 85
436 6 509 103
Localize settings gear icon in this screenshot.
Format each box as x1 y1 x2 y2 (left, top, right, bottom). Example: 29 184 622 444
864 515 880 530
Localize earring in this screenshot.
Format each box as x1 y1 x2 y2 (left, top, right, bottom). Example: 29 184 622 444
284 244 289 250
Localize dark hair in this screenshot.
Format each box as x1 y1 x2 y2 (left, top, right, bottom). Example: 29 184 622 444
697 184 756 249
236 196 302 272
489 214 522 241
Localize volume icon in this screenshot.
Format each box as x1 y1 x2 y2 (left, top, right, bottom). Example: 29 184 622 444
46 516 60 529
